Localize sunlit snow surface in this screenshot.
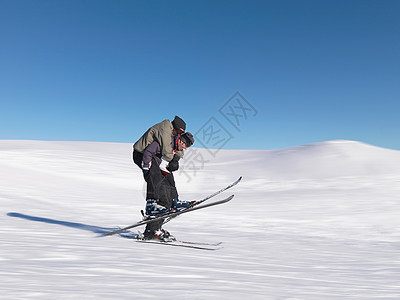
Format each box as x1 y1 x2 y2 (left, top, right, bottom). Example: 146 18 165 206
1 140 400 299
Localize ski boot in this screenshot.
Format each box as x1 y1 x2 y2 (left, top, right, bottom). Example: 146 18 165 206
145 200 169 216
172 198 196 211
155 229 175 242
141 228 175 242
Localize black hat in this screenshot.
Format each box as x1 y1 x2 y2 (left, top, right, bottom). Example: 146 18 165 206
172 116 186 132
180 132 194 147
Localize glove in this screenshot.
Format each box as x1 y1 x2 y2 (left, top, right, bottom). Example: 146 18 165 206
167 154 180 172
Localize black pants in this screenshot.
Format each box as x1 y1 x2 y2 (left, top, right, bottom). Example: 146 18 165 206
133 149 178 208
133 150 178 235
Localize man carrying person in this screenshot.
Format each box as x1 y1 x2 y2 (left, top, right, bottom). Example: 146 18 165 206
132 116 195 240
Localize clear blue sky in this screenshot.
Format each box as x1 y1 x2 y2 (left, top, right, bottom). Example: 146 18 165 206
1 0 399 150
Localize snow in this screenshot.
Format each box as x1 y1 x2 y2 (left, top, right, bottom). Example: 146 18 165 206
1 139 400 299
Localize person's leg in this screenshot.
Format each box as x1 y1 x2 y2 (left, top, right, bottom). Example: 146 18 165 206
143 219 164 239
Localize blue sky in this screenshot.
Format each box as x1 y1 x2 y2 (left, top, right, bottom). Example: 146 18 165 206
1 0 399 150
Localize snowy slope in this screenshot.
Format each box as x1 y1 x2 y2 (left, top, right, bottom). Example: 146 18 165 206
1 139 400 299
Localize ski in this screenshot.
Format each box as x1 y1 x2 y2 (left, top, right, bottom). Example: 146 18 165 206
162 176 242 225
175 240 222 246
136 239 222 251
189 176 241 207
103 177 241 237
116 230 222 247
161 194 234 224
103 194 234 236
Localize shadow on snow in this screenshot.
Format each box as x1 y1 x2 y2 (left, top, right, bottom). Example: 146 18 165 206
7 212 138 238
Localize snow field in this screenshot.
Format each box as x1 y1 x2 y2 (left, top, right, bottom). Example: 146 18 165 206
1 140 400 299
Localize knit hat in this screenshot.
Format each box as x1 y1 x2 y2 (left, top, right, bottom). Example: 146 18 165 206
172 116 186 132
180 132 194 147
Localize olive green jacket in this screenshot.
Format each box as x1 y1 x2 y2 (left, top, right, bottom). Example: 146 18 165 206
133 119 183 162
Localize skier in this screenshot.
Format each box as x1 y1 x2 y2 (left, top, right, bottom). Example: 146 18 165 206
133 117 195 240
139 133 195 240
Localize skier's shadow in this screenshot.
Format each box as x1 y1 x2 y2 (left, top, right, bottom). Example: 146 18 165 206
7 212 137 238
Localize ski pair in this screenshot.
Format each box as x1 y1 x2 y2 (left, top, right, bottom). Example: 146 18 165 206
103 176 241 237
104 195 234 236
